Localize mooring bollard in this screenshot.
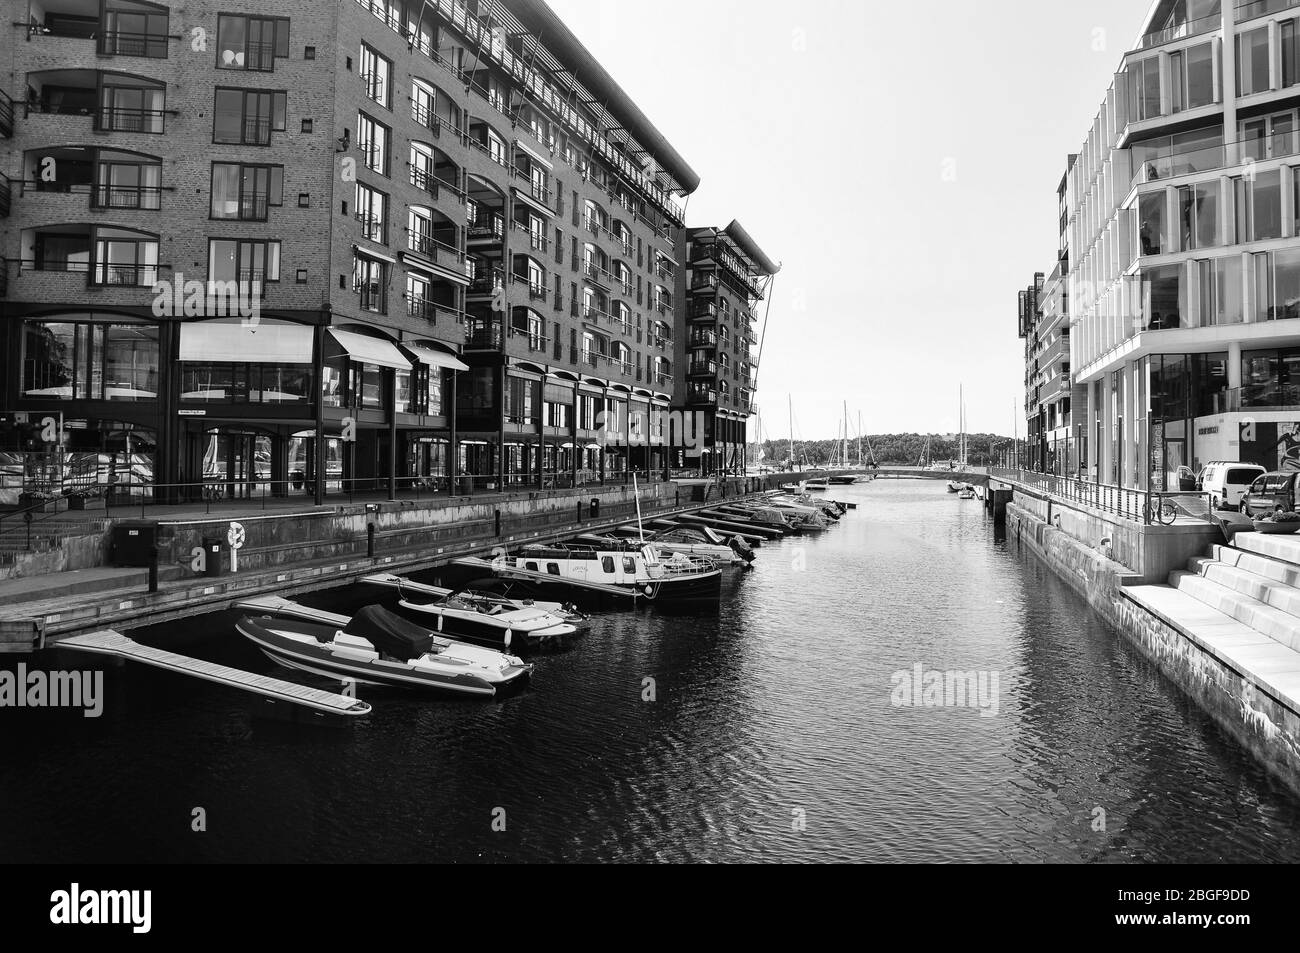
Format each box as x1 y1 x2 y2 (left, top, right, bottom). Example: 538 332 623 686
367 522 376 558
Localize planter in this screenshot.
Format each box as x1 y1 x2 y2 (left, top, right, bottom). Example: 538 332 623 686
18 495 67 514
1252 520 1300 535
69 496 107 511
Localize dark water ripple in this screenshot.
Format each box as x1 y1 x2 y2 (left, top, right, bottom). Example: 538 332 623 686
2 480 1299 863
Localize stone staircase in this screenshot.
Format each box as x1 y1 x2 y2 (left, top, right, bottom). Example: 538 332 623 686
0 517 112 579
1126 532 1300 708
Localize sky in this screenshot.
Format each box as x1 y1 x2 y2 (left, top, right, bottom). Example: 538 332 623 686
545 0 1151 439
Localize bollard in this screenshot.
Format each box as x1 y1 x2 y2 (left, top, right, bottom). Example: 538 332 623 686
148 546 159 593
577 500 583 524
495 509 502 536
367 522 376 558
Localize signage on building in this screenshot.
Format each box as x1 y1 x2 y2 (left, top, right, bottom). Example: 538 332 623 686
178 410 207 417
1197 425 1219 437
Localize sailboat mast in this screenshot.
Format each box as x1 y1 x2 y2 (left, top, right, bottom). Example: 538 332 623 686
789 394 794 471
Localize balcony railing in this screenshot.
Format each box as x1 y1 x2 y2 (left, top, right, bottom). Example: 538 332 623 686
466 317 504 349
1237 0 1300 26
687 388 717 404
689 331 717 348
688 361 718 377
92 184 163 211
467 219 505 243
408 229 464 267
655 372 673 387
467 267 504 295
96 107 166 135
0 173 10 218
690 273 718 293
1137 11 1221 50
582 259 611 288
357 212 386 243
409 165 465 202
93 262 160 287
513 221 548 251
0 91 12 137
99 31 170 58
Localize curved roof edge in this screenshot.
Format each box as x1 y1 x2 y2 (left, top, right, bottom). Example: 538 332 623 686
724 220 779 276
502 0 701 194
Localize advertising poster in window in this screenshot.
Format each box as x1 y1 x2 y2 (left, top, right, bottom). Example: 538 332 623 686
1239 421 1300 472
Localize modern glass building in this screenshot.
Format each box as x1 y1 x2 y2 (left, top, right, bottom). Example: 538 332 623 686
1066 0 1300 490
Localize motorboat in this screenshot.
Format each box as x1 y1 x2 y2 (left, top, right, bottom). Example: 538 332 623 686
947 481 963 494
805 477 830 492
467 541 723 604
958 487 977 500
580 526 755 565
234 603 533 697
359 573 590 650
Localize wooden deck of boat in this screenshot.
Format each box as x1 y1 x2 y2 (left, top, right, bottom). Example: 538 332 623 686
55 629 372 718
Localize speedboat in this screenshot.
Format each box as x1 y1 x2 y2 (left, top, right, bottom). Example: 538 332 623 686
947 481 962 493
476 541 723 604
234 603 533 697
958 486 976 500
805 477 830 492
359 573 590 650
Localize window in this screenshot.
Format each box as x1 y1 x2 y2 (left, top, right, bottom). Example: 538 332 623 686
181 363 309 404
1178 182 1217 250
360 44 392 108
216 15 289 71
1128 57 1161 122
94 232 158 286
488 128 507 167
100 4 169 58
353 253 387 313
1141 263 1186 330
1237 26 1271 97
622 557 636 574
1253 247 1300 321
1242 111 1297 162
1198 256 1242 326
95 160 162 210
99 83 165 133
208 239 281 298
214 88 286 145
601 557 615 574
357 113 390 175
355 183 387 244
23 321 159 400
211 163 283 220
1236 169 1282 242
1138 190 1166 255
411 81 436 130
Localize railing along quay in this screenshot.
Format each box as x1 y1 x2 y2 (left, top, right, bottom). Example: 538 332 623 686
988 468 1213 526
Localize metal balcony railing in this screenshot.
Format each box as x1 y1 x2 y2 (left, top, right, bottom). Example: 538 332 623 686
99 31 170 58
91 184 164 211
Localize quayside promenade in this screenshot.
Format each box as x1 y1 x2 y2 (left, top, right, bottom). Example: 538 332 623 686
0 471 834 652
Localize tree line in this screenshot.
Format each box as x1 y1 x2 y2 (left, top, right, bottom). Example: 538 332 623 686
757 433 1020 467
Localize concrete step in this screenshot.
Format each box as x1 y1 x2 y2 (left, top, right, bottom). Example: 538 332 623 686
1233 531 1300 570
1212 544 1300 589
0 567 149 605
1188 556 1300 621
1170 571 1300 653
1124 583 1300 710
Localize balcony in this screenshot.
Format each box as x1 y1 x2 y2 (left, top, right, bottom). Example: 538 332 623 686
408 229 465 271
0 173 10 218
687 386 718 405
655 372 673 388
513 220 548 252
688 360 718 378
407 296 463 324
467 265 504 296
465 316 504 349
690 302 718 321
689 273 718 294
26 1 169 58
467 216 505 244
689 330 717 348
409 166 465 204
582 259 611 289
1136 10 1221 51
0 91 12 137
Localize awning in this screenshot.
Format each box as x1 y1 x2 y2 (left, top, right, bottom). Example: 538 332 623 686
512 187 553 218
514 139 554 170
544 381 574 404
403 345 469 372
355 246 398 265
180 321 313 364
328 329 411 370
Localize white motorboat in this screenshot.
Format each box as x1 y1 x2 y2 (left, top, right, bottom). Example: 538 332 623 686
234 602 533 696
467 541 722 604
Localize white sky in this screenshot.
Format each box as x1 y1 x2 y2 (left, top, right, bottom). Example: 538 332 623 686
545 0 1150 438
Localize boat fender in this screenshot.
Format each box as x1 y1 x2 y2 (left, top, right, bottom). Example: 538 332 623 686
643 584 654 597
504 629 512 648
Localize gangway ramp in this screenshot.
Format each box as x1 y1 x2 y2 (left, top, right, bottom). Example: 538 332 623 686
56 629 371 720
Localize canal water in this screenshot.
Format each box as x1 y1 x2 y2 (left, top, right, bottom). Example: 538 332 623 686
4 479 1300 863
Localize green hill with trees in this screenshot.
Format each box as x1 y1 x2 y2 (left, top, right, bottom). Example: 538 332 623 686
757 433 1020 468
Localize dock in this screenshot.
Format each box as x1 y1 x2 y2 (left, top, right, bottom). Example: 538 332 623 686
57 629 372 720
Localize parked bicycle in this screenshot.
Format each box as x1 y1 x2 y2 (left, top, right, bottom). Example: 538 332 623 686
1144 492 1178 526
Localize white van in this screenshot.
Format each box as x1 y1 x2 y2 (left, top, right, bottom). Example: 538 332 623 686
1199 462 1267 510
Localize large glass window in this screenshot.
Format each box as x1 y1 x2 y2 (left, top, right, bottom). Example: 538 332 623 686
355 183 387 244
214 88 287 145
1198 256 1242 326
22 320 158 400
1142 263 1185 329
353 254 387 313
216 15 288 71
211 163 283 220
1139 190 1167 255
1238 27 1271 97
181 363 309 403
1129 57 1161 122
208 239 281 297
95 160 161 210
1254 247 1300 321
357 113 390 175
94 235 158 286
1179 182 1217 250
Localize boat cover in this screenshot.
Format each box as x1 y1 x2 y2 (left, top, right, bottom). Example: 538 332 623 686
344 605 435 661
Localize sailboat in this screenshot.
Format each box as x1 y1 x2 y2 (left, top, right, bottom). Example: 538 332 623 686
830 402 858 484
